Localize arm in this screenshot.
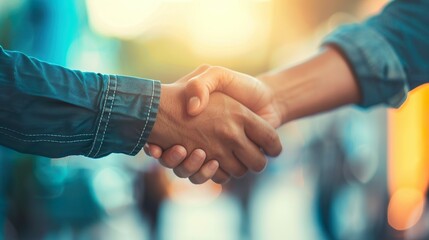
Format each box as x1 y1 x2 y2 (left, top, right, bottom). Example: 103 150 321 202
257 47 359 123
0 46 160 158
173 47 358 125
323 0 429 107
148 0 429 182
183 0 429 117
146 47 357 183
0 47 282 184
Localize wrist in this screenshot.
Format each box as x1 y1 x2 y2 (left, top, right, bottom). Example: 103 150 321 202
257 74 290 125
147 84 187 148
259 47 359 123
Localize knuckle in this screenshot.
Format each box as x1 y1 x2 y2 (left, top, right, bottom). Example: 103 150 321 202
207 66 227 78
208 66 221 73
187 79 201 90
198 64 211 70
208 66 228 81
215 124 231 138
215 124 241 144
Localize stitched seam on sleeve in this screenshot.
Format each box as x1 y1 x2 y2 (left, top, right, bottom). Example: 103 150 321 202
92 75 118 157
130 80 155 154
0 127 93 137
87 75 111 156
0 131 92 143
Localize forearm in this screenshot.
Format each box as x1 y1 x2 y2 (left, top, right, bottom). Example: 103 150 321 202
0 46 160 158
322 0 429 108
259 47 360 124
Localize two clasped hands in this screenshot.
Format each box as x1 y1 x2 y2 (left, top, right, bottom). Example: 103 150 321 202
145 65 283 185
143 47 361 184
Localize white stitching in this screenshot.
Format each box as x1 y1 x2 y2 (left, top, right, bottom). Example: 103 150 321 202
93 75 117 157
0 127 93 137
0 131 92 143
130 81 155 154
88 75 111 156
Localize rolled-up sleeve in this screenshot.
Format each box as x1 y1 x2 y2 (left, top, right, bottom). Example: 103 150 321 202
87 75 160 158
0 46 160 158
322 0 429 108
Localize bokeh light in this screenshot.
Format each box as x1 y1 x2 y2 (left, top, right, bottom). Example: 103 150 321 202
186 0 271 58
86 0 161 39
388 85 429 231
388 188 425 231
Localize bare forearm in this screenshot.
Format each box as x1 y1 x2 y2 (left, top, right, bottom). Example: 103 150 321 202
259 47 361 124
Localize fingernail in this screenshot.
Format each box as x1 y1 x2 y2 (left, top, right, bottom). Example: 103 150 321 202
188 97 200 113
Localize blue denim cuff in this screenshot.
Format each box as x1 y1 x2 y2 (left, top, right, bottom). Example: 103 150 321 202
322 24 408 108
87 75 160 158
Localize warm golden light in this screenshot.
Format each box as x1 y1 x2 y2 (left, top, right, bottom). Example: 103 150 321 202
86 0 160 39
186 0 271 58
387 188 425 231
388 84 429 231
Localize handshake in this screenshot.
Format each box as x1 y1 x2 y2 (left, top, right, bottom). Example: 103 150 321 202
145 65 284 184
144 48 360 184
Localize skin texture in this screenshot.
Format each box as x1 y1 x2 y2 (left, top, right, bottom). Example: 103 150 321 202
147 83 282 184
148 46 361 184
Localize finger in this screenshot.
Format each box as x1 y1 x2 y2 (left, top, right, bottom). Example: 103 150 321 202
244 111 283 157
233 137 268 173
185 66 268 116
211 168 231 184
148 144 163 159
173 149 206 178
176 64 211 83
158 145 187 169
143 144 151 156
215 151 248 178
188 160 219 184
185 76 214 116
185 66 236 116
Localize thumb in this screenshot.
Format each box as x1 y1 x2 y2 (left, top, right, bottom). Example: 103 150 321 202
185 68 226 116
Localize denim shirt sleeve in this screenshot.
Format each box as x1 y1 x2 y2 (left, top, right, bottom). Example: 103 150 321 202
0 46 160 158
322 0 429 108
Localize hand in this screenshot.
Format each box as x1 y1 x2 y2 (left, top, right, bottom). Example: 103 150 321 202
146 65 284 184
184 65 284 128
145 66 222 184
149 47 361 185
147 81 282 184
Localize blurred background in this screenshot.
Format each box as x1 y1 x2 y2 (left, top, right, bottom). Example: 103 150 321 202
0 0 428 239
